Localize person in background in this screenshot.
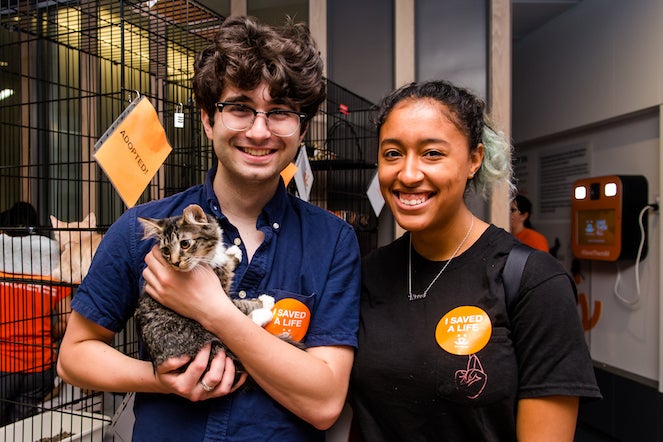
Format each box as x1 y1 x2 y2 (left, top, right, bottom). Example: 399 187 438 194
0 202 39 232
57 16 360 441
350 80 601 441
0 201 71 425
0 201 60 276
510 194 549 252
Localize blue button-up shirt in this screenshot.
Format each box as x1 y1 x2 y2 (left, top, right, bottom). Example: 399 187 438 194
72 166 361 441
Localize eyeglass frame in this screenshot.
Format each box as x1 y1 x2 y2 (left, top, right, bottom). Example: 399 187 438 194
215 102 309 137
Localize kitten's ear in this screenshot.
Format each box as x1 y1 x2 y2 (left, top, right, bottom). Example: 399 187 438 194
182 204 208 225
138 217 164 239
49 215 59 229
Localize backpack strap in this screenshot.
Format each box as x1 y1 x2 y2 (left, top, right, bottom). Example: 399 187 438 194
503 244 534 312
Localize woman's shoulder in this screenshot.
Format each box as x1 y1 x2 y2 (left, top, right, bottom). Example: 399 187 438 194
482 224 520 253
523 248 571 280
363 234 409 265
489 225 565 279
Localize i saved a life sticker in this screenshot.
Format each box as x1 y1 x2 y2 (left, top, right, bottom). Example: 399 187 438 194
264 298 310 342
435 306 492 355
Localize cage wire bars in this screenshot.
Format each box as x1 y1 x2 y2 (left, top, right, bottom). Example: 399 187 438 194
0 0 378 439
0 1 222 439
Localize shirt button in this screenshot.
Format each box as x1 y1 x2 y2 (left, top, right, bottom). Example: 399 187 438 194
238 290 247 299
234 237 242 246
272 222 280 229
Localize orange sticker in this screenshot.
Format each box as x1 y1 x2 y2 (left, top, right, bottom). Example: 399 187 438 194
435 306 492 355
263 298 310 342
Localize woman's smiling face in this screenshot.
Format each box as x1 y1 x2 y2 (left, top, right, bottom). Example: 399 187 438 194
378 98 483 234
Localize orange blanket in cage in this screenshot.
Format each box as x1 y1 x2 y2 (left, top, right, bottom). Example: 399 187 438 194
0 272 72 373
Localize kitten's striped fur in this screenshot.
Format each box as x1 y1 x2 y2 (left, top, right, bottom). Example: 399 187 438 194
135 204 273 372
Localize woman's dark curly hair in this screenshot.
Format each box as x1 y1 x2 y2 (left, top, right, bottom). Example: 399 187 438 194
192 16 326 133
376 80 485 155
374 80 514 199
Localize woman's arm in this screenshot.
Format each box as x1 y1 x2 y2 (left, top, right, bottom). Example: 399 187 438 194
516 396 579 441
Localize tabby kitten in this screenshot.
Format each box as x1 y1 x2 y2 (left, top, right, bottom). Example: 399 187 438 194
135 204 274 372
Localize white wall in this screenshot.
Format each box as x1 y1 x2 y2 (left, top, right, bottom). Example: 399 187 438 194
327 0 394 104
415 0 487 99
516 111 660 382
513 0 663 142
513 0 663 384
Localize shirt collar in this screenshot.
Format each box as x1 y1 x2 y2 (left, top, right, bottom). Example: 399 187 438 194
202 164 289 233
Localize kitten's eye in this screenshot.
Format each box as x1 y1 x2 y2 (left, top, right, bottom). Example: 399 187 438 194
180 239 191 250
160 247 170 257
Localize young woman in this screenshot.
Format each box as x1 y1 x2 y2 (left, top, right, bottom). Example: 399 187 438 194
350 80 600 441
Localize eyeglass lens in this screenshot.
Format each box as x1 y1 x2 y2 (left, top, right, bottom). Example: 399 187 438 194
218 103 302 137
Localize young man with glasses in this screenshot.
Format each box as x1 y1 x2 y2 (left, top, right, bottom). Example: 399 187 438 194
57 16 360 441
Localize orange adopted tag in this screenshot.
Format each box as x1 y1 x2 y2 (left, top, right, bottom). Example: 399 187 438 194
264 298 310 342
435 306 492 355
280 162 298 186
94 95 172 208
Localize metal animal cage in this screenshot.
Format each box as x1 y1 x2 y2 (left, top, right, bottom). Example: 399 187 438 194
0 1 378 439
303 82 379 256
0 1 223 438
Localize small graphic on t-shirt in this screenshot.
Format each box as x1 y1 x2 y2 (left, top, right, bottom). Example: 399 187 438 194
455 354 487 399
435 306 492 355
264 298 310 342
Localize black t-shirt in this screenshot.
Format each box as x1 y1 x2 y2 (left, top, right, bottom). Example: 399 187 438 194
350 225 601 442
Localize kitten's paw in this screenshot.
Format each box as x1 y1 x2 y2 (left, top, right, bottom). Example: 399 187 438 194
225 245 242 266
258 294 275 310
249 308 274 327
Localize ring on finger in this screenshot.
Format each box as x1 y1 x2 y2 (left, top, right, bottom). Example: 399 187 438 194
200 379 214 392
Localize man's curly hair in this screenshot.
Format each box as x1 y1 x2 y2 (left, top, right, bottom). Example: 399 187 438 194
192 16 326 133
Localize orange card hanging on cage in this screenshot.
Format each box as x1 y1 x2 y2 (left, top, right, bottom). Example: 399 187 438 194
94 94 172 208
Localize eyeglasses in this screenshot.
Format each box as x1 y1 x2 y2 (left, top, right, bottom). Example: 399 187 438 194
215 102 308 137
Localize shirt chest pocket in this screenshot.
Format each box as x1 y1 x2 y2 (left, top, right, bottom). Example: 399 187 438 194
260 289 317 344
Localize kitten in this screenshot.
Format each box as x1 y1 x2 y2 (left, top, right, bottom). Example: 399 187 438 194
135 204 275 372
50 213 103 283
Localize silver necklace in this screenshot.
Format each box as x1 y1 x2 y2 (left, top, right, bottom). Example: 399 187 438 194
408 216 474 301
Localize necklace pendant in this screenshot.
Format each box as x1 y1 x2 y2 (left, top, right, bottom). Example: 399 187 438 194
407 216 475 302
408 292 427 301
